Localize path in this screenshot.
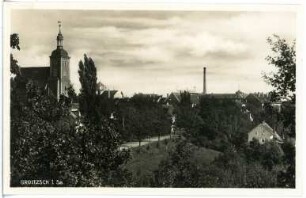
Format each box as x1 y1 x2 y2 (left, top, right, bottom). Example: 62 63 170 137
119 134 177 150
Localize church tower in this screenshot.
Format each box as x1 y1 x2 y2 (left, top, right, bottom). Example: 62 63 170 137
49 21 70 100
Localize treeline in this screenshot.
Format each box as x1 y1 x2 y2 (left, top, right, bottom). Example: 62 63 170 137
152 89 295 187
114 94 171 144
175 91 253 152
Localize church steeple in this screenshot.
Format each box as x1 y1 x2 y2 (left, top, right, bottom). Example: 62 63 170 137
57 21 63 49
49 21 70 100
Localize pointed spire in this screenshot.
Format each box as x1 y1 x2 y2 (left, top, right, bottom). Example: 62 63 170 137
57 21 63 48
58 21 62 34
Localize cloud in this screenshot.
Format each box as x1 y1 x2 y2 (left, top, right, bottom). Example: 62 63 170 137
11 10 297 96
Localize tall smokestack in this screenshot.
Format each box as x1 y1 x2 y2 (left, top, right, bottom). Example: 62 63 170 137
203 67 207 94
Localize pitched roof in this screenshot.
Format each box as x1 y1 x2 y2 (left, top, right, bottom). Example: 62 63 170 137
246 93 270 104
168 92 201 105
20 67 50 88
168 92 181 103
249 121 283 142
100 90 118 99
190 93 201 105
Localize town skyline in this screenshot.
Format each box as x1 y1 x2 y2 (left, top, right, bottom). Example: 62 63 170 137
11 10 296 96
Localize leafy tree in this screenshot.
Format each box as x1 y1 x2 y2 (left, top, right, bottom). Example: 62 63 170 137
78 54 99 122
264 35 296 102
244 140 283 170
67 84 78 103
263 35 296 138
199 148 278 188
153 140 200 187
77 54 131 186
11 81 75 186
175 91 204 141
263 35 296 187
180 91 191 107
116 94 171 143
10 34 21 76
277 140 295 188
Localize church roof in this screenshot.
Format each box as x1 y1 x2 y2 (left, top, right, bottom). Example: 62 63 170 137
51 48 69 58
20 66 50 88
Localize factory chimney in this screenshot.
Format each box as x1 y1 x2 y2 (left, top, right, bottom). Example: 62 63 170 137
203 67 207 94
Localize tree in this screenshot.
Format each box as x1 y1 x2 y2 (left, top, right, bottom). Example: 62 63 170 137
67 84 78 103
11 81 77 186
277 140 295 188
153 140 200 187
10 34 21 76
263 35 296 187
264 35 296 102
243 140 283 171
77 54 131 186
78 54 99 122
200 147 278 188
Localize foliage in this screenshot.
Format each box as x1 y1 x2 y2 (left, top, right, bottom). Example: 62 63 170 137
11 33 20 50
66 84 78 103
175 91 205 145
11 82 75 186
199 148 278 188
190 97 252 151
10 34 21 76
11 83 131 186
243 140 283 171
153 140 200 187
263 35 296 138
277 140 295 188
78 54 100 122
77 54 131 186
115 94 171 143
264 35 296 102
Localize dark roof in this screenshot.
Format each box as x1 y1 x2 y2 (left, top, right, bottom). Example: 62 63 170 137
190 93 201 105
20 67 50 88
100 90 118 99
202 93 241 99
168 92 201 105
51 48 69 58
246 93 270 103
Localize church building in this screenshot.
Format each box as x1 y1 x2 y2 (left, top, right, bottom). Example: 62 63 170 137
20 22 70 100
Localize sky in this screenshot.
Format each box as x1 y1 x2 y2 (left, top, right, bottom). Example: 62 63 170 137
11 10 297 96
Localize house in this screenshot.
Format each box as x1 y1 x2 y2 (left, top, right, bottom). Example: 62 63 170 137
245 94 264 109
167 92 201 106
70 103 80 119
248 121 283 144
100 90 118 99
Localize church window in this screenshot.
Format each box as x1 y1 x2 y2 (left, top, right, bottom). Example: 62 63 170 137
63 62 68 77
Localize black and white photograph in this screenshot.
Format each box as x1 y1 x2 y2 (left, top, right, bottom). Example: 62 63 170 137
3 2 303 196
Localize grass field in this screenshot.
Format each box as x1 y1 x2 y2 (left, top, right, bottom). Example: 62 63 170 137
125 138 221 186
